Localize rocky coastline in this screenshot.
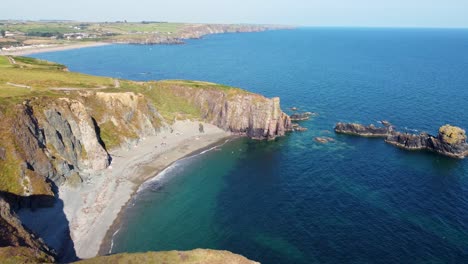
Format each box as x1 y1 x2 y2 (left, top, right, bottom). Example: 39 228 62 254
0 74 292 262
109 24 293 45
335 121 468 158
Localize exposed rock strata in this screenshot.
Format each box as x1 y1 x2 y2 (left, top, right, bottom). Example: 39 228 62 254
0 87 291 197
335 122 468 158
0 84 291 261
3 88 289 185
166 84 292 139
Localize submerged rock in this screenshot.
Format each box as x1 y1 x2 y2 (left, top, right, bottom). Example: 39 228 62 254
290 112 313 121
291 123 307 131
335 122 468 158
314 137 335 144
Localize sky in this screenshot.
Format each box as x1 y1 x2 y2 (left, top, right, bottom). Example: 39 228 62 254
2 0 468 28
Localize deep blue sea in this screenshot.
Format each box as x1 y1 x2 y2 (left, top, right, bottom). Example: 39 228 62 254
34 28 468 263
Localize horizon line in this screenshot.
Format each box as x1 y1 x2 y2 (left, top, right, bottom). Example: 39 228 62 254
1 19 467 30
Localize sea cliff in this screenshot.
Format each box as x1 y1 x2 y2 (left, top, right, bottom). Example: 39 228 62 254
0 56 291 262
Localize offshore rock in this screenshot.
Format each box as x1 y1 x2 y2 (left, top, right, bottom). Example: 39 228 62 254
335 122 468 158
385 125 468 158
334 121 394 137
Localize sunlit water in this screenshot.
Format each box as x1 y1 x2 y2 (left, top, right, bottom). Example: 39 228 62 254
34 28 468 263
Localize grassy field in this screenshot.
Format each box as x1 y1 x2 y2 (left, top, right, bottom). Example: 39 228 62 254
0 55 114 99
0 55 247 115
87 22 184 34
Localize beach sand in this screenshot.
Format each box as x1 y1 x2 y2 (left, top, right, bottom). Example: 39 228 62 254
0 42 110 56
18 121 232 260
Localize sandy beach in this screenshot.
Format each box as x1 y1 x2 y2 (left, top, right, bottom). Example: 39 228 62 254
0 42 110 56
18 121 232 260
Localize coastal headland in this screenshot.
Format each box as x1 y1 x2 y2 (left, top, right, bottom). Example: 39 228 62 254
0 50 292 262
0 21 293 55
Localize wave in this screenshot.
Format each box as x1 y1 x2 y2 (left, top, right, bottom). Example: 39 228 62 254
136 138 231 193
403 126 419 133
109 228 121 254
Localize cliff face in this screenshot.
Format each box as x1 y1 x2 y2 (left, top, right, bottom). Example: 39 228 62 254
335 122 468 158
165 83 292 140
0 83 291 199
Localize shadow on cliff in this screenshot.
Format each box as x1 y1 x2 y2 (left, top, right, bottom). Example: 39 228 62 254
2 182 79 262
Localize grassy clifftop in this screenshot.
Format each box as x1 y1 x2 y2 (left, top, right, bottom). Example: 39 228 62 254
0 56 252 195
0 55 248 111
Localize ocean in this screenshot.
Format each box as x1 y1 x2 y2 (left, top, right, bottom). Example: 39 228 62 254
33 28 468 263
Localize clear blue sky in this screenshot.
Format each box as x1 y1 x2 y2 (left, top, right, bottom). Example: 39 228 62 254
3 0 468 28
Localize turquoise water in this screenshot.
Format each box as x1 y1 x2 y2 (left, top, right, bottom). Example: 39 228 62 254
34 28 468 263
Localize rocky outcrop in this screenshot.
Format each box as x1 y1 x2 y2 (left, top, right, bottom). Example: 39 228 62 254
334 121 394 137
335 122 468 158
0 197 55 262
165 83 292 139
74 249 259 264
290 112 313 121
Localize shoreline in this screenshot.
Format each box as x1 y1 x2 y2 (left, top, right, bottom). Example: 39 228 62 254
18 121 233 260
97 137 236 256
0 42 111 56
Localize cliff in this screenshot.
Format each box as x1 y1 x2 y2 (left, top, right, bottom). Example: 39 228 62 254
162 81 292 139
0 56 291 261
334 122 468 158
0 82 291 198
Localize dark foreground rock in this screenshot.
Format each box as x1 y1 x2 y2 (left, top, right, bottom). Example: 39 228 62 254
334 122 468 158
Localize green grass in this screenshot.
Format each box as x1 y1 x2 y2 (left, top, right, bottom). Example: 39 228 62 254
13 56 67 70
0 56 114 97
0 22 77 34
0 56 10 67
87 22 184 34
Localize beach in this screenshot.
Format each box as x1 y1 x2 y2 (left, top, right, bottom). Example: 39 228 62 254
0 42 110 56
18 121 232 260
